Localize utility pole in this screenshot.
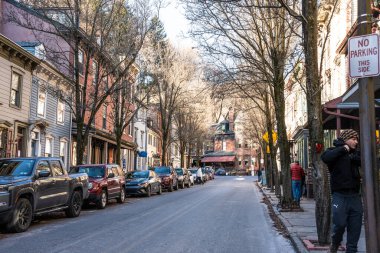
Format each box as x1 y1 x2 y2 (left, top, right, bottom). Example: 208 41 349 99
357 1 380 252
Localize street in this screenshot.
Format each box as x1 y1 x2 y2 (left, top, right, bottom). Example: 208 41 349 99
0 176 294 253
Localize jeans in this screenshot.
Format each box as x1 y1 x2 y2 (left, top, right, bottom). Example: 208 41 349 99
292 180 302 202
331 193 363 253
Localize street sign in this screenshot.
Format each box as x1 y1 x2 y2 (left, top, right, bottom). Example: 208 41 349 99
349 34 380 78
263 131 277 143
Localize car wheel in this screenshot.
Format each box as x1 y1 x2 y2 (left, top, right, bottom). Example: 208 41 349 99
157 185 162 195
117 188 125 203
7 198 33 233
65 191 83 218
146 186 151 197
168 182 173 192
96 190 107 209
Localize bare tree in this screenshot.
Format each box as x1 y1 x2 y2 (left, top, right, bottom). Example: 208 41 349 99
183 0 301 206
4 0 159 165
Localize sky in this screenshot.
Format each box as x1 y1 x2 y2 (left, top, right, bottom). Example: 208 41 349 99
159 1 195 48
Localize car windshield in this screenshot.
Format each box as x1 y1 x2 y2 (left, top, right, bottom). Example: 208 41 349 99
189 169 197 174
175 169 183 175
154 167 170 174
127 171 149 179
71 166 105 178
0 160 35 177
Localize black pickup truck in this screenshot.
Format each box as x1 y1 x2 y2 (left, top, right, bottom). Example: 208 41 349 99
0 157 89 232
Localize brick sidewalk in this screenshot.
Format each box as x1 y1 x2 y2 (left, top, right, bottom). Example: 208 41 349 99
258 185 366 253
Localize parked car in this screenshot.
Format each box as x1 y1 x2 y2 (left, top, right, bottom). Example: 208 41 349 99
0 157 89 232
154 166 178 192
205 168 215 180
215 168 226 176
125 170 162 197
69 164 125 209
175 168 191 188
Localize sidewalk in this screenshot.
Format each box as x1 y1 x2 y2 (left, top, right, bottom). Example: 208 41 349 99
258 185 366 253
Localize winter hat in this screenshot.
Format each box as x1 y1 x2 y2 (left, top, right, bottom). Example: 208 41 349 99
339 129 359 142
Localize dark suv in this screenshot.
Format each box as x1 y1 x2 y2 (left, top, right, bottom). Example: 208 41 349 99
69 164 125 209
154 166 178 192
175 168 191 188
0 157 88 232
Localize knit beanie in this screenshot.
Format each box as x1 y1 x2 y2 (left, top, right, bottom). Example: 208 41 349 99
339 129 359 142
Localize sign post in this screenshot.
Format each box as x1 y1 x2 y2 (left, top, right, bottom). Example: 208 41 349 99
355 2 380 252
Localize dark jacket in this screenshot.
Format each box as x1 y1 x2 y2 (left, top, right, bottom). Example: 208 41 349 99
321 138 361 194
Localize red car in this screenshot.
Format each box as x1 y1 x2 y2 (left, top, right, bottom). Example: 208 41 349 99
69 164 126 209
154 166 178 192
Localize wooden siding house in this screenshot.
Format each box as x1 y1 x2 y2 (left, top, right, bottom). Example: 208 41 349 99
0 34 39 158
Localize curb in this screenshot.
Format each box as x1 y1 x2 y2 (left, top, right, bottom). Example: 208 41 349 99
256 183 309 253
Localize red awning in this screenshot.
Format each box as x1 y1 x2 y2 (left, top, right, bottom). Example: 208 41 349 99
201 156 235 163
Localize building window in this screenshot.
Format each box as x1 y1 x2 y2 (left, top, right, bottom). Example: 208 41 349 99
244 143 248 148
78 49 84 75
238 143 241 148
148 134 152 145
57 99 65 124
10 71 22 108
45 137 53 157
31 131 40 157
37 87 47 117
60 139 67 166
128 124 133 136
92 60 98 85
222 140 226 151
102 104 107 129
140 131 144 148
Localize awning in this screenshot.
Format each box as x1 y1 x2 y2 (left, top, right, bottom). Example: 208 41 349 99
201 156 235 163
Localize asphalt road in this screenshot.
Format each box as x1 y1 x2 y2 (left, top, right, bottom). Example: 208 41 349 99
0 176 294 253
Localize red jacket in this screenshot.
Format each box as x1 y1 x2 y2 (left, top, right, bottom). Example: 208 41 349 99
290 163 305 181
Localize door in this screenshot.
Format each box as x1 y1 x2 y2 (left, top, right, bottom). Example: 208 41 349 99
49 160 70 205
35 160 60 210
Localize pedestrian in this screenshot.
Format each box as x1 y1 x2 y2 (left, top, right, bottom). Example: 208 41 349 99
321 129 362 253
257 168 262 182
196 167 204 184
290 161 305 204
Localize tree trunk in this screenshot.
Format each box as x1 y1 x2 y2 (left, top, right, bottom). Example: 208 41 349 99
303 0 331 244
273 79 292 207
115 134 122 167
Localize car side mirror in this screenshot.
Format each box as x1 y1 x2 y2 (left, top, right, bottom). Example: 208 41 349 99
108 173 115 178
38 170 50 178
